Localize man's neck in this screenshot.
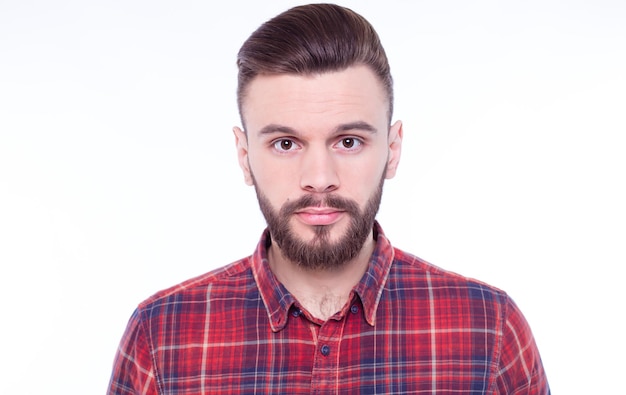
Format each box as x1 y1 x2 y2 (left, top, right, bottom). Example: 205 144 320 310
268 233 375 322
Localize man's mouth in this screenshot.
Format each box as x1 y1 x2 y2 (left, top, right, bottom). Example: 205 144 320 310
294 208 345 226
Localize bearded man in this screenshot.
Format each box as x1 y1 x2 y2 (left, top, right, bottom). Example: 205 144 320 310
108 4 550 394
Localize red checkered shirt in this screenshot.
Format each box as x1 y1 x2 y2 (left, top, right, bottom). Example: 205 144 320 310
108 223 550 394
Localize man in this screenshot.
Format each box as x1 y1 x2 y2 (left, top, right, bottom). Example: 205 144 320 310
108 4 550 394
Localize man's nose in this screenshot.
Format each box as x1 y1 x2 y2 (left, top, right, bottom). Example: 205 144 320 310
299 147 339 193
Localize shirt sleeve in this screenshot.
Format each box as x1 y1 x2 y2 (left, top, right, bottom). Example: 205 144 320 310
107 309 159 395
492 297 550 395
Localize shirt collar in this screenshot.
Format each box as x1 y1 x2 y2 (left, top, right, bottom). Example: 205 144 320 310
250 221 394 331
353 222 395 326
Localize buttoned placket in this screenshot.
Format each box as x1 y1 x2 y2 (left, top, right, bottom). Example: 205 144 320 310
308 301 362 394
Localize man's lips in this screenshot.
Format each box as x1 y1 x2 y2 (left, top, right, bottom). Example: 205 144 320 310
294 208 345 226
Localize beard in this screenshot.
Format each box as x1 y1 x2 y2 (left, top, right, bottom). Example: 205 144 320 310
253 175 385 271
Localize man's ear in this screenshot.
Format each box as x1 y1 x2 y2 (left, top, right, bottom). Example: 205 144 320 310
233 126 254 186
385 120 403 179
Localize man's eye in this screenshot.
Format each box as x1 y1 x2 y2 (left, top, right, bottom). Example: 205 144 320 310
338 138 362 150
273 139 298 152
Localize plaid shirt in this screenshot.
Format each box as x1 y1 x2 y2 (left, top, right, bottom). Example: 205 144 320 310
108 223 549 394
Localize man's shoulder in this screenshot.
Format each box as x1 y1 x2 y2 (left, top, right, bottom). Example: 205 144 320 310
390 247 508 301
137 256 255 312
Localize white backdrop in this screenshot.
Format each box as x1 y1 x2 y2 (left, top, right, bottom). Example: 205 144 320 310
1 0 624 393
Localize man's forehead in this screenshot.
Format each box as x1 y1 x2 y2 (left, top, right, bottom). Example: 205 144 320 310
241 66 389 130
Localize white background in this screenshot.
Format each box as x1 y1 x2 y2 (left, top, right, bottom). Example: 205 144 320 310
1 0 624 393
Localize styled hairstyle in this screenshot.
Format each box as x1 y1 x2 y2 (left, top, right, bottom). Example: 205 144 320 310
236 3 393 124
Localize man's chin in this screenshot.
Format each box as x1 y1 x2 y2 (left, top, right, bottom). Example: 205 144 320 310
274 224 369 268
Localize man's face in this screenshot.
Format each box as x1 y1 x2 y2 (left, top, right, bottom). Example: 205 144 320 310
234 65 402 269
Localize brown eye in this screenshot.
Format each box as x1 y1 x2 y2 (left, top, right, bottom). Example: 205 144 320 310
273 139 299 152
337 137 362 150
342 138 355 148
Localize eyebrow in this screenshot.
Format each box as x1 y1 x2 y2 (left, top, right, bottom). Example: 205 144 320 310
257 121 378 137
335 121 378 134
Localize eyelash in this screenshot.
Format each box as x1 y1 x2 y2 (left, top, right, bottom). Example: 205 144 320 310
271 137 363 153
337 137 362 150
272 139 300 152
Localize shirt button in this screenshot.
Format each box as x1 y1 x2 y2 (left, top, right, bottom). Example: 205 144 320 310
350 305 359 314
320 345 330 356
292 309 302 318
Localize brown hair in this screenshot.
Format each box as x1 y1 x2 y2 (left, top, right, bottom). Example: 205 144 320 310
236 3 393 124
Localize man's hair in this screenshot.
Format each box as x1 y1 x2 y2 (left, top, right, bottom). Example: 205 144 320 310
236 3 393 124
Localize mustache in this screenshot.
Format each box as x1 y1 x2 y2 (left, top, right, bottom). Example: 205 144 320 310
280 194 360 216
